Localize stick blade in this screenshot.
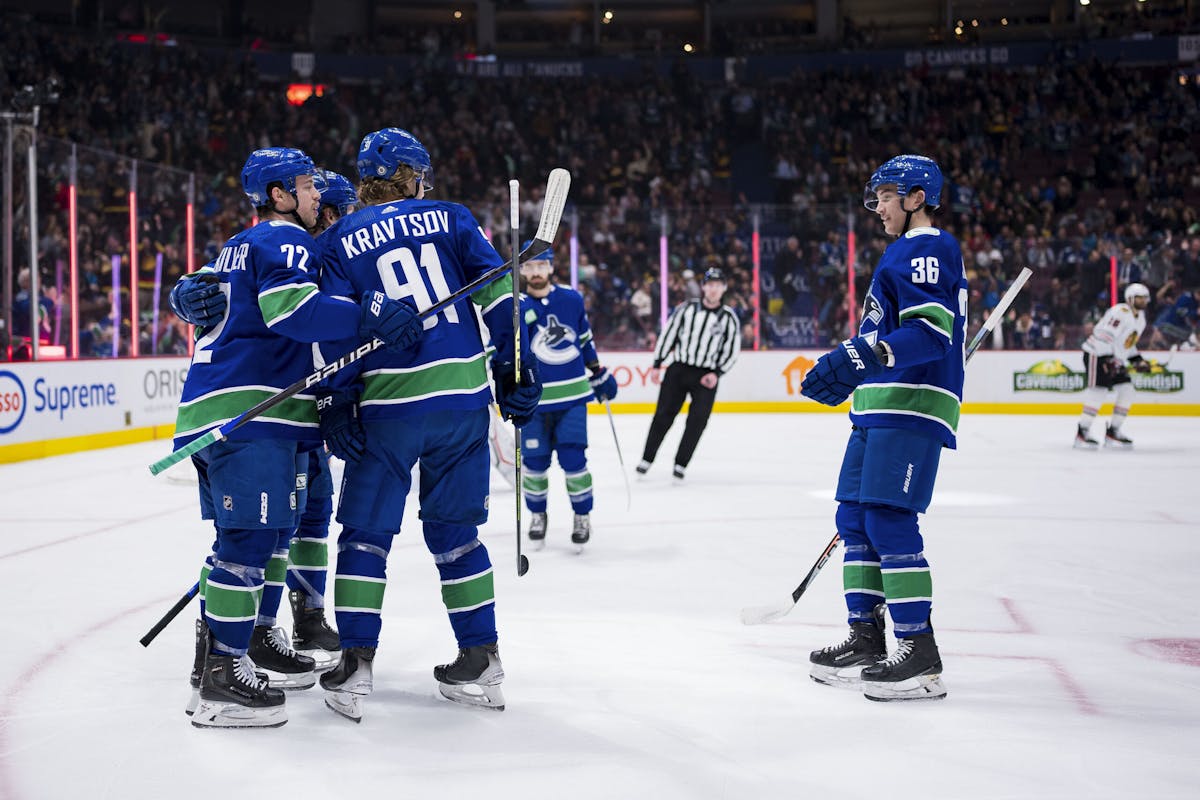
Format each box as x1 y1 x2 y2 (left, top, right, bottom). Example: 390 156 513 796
534 168 571 244
740 602 794 626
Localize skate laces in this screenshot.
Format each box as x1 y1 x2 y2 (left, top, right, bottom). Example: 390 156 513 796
267 626 297 656
878 638 914 667
235 655 268 690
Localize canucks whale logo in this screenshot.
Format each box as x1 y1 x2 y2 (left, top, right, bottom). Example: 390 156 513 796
531 313 580 366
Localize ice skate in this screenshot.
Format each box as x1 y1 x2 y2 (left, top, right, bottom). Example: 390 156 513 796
289 590 341 671
861 632 947 701
191 649 287 729
248 625 317 689
527 512 547 550
187 618 268 715
1073 425 1100 450
571 513 591 552
1104 425 1133 450
809 604 887 688
635 459 651 476
434 643 505 711
320 646 375 722
672 464 686 482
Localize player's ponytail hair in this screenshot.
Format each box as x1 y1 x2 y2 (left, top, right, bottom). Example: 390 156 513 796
358 165 421 205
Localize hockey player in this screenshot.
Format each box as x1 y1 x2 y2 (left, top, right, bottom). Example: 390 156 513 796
516 243 618 550
1074 282 1151 449
312 127 541 720
177 147 425 728
174 169 360 703
801 154 966 702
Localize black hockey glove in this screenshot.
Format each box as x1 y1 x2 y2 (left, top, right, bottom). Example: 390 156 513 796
1127 355 1152 373
801 336 887 406
316 388 366 463
493 359 542 427
358 291 424 352
169 272 225 328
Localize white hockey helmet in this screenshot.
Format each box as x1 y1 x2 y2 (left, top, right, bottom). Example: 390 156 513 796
1124 282 1150 304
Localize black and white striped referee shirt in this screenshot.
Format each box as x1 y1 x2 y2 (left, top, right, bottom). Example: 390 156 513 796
653 300 742 374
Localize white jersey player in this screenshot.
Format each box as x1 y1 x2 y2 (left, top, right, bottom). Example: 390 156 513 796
1075 283 1151 449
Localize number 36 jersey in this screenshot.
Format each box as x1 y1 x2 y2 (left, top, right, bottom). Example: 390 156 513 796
850 226 968 449
315 199 515 419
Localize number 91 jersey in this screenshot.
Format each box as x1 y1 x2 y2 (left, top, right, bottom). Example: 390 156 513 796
851 226 968 449
315 199 509 419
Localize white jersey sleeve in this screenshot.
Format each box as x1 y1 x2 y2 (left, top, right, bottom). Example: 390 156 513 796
1082 304 1146 362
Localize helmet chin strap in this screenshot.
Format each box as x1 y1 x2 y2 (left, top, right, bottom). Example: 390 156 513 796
900 192 925 235
270 191 306 228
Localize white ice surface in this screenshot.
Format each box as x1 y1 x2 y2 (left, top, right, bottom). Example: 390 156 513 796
1 413 1198 799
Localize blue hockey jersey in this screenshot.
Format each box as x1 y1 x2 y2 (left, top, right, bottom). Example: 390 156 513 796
523 284 600 411
850 226 968 448
174 220 362 447
315 199 520 418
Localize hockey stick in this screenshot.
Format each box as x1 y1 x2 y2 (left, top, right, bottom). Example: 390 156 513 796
140 582 199 647
740 534 840 625
510 179 530 578
741 268 1034 626
149 169 572 477
966 267 1033 359
602 399 632 511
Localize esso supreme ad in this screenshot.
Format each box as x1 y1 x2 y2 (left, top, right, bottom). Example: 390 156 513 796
0 370 27 435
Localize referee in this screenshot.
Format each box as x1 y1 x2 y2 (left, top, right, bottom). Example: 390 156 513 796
636 267 742 480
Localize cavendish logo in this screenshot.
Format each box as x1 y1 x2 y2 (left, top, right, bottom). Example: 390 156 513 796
530 313 579 366
1013 359 1085 392
781 355 816 396
0 370 28 435
1131 360 1185 393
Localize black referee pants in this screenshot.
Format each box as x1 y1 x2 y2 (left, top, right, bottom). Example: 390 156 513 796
641 363 718 469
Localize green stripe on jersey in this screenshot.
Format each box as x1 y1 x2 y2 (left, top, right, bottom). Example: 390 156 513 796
441 570 495 613
472 274 514 312
540 377 592 405
175 388 317 438
360 355 489 405
843 562 884 594
851 383 960 433
334 575 387 613
899 302 955 339
881 567 932 603
289 539 328 570
259 283 320 327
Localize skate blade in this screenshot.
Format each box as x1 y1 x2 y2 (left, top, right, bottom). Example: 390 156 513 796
809 664 867 689
297 647 342 672
185 688 199 716
574 544 586 555
260 667 316 690
191 700 288 728
1073 440 1099 451
862 674 947 701
1103 440 1133 450
437 681 506 711
529 538 546 551
324 690 365 722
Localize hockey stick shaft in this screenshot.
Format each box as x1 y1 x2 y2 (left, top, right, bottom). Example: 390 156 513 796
966 267 1032 360
150 170 572 477
510 179 529 578
602 399 632 511
140 582 199 647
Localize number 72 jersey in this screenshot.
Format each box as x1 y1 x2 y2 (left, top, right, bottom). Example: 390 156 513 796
851 226 968 449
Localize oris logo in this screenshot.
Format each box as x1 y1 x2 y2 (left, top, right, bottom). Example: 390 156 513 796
0 370 28 434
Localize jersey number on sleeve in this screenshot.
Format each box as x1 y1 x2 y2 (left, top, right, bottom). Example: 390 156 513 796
375 243 457 330
911 256 940 284
191 283 233 364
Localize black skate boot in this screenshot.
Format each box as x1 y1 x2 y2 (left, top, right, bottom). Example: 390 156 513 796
191 648 287 728
635 459 651 476
320 646 375 722
528 512 547 550
185 617 209 716
1074 424 1100 450
571 513 591 549
1104 425 1133 450
434 643 505 711
289 590 341 671
672 464 686 481
861 632 947 701
809 604 887 688
248 625 317 689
